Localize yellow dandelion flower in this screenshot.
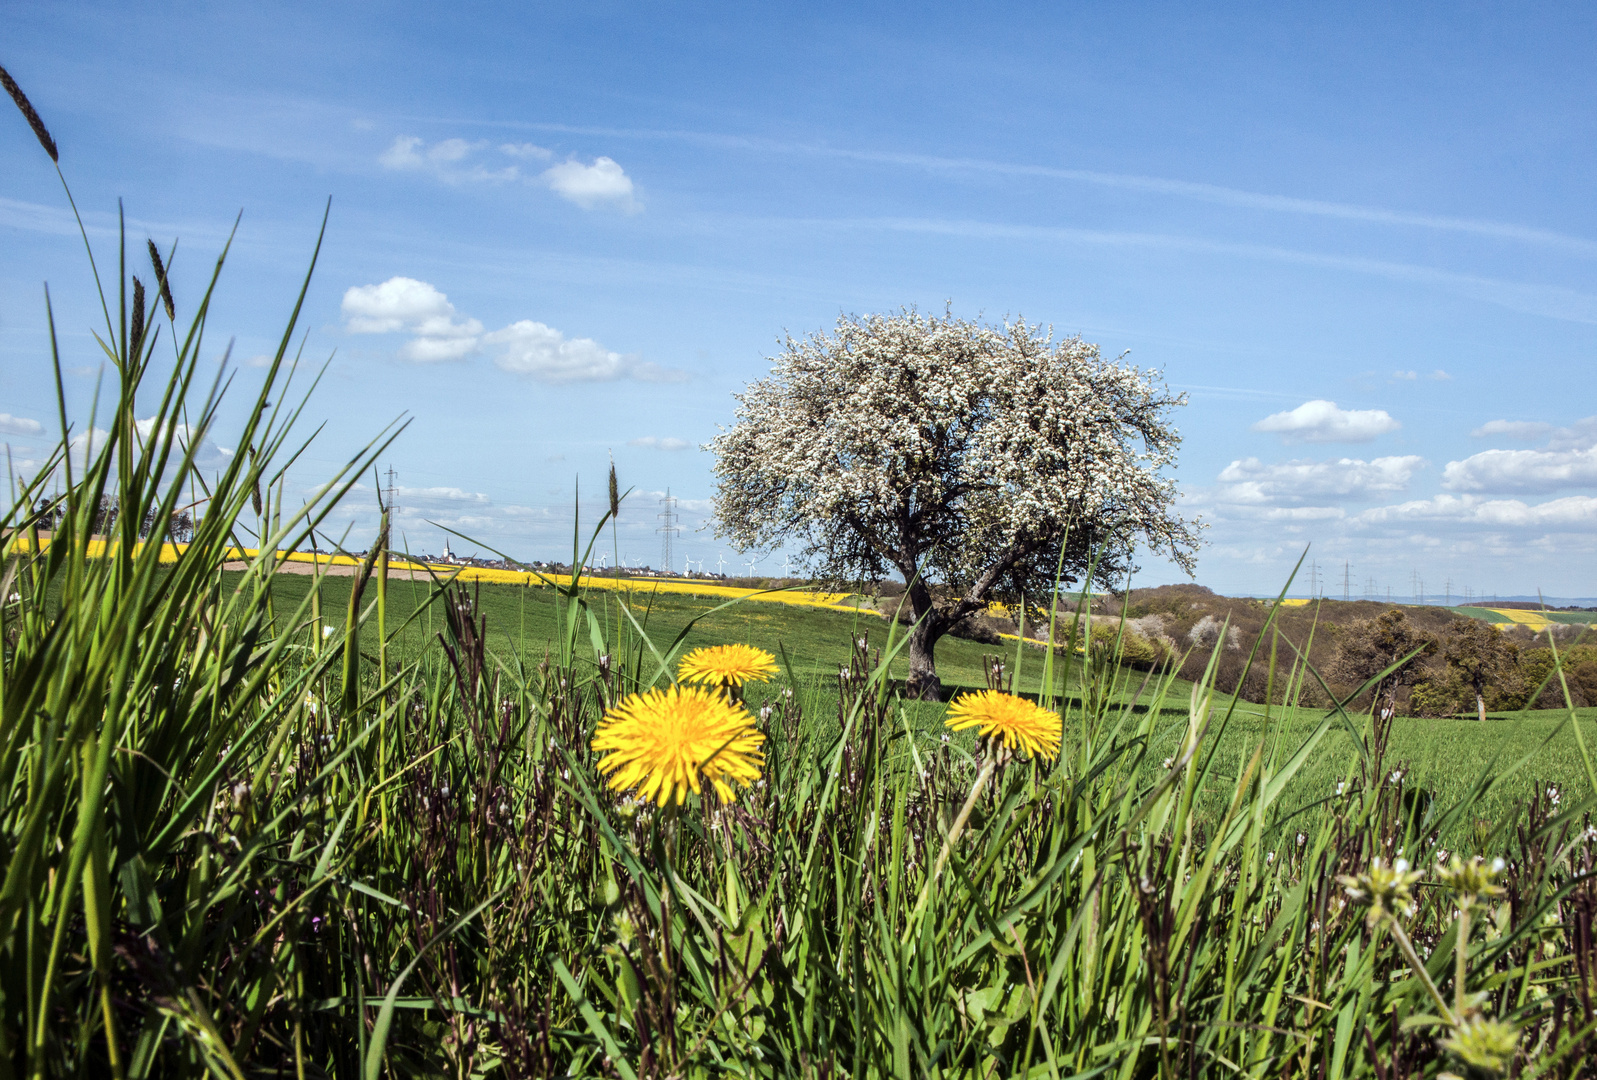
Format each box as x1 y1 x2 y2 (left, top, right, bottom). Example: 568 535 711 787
591 685 766 805
677 643 779 687
945 690 1062 762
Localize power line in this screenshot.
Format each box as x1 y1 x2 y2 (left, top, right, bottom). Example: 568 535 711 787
657 489 679 575
383 465 399 518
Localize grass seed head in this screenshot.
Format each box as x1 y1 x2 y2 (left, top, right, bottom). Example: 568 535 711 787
0 63 58 162
147 239 175 318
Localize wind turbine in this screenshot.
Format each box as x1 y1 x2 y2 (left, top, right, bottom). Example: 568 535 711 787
781 553 792 578
597 553 608 570
716 552 727 576
684 553 692 576
744 556 759 577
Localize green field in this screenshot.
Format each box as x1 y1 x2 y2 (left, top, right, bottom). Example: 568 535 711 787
269 568 1597 835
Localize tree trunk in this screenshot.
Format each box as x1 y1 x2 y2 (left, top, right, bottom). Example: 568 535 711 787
906 617 946 701
1476 689 1487 723
904 576 948 701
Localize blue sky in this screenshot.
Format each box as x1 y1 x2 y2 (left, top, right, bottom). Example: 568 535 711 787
3 2 1595 597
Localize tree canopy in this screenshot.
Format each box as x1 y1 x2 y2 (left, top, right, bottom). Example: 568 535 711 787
709 308 1201 698
1328 609 1435 713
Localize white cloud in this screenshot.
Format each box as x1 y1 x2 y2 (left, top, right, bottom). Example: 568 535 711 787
341 277 485 363
1216 455 1424 504
1252 399 1400 443
389 485 492 514
485 322 685 383
541 156 640 212
378 135 425 170
378 136 520 183
1358 493 1597 529
1393 370 1417 381
629 436 692 451
1442 445 1597 493
1429 369 1452 381
0 413 44 437
1472 419 1553 440
380 137 635 209
341 277 684 381
485 321 629 381
1547 416 1597 451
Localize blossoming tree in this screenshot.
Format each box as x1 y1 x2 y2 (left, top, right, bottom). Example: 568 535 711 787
708 309 1201 699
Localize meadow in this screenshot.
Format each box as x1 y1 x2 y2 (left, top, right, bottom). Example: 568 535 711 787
266 567 1597 833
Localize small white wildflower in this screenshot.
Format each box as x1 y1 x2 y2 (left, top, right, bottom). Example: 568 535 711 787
1296 832 1307 846
1389 770 1404 784
1491 857 1506 873
1547 785 1561 806
1162 757 1175 769
1393 857 1410 873
1265 851 1275 864
322 624 336 638
1336 781 1346 796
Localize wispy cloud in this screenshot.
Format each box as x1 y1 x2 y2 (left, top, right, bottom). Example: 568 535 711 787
1472 419 1553 440
796 216 1597 325
628 436 692 451
473 121 1597 256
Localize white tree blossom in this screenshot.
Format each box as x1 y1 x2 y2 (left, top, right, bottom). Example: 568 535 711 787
709 308 1201 698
